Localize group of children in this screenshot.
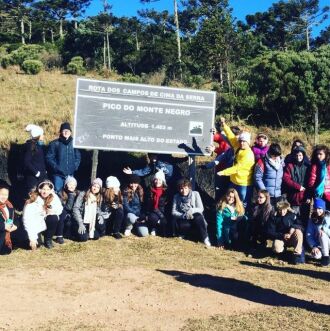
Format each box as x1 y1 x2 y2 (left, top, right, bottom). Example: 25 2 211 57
208 117 330 266
0 118 330 268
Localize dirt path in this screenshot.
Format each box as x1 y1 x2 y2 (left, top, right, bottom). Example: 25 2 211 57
1 266 329 331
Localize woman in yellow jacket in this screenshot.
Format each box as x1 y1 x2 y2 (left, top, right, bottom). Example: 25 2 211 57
217 117 255 211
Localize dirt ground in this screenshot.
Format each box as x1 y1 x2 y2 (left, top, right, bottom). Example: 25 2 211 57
0 236 329 331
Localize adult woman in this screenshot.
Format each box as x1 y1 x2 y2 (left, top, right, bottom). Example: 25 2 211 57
172 178 211 247
308 145 330 210
23 180 63 249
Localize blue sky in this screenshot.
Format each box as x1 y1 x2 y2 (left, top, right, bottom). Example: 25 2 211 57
85 0 329 36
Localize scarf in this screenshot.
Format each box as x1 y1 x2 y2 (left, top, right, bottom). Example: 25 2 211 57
83 194 97 239
266 154 282 170
315 160 327 198
151 187 164 210
0 201 13 250
59 135 73 145
179 190 193 213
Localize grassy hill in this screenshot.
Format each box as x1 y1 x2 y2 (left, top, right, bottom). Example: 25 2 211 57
0 67 329 152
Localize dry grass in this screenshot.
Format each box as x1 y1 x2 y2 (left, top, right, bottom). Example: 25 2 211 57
0 67 329 152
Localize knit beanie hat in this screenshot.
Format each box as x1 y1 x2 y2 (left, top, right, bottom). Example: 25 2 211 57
314 198 326 210
106 176 120 188
153 170 166 185
60 122 72 132
91 178 103 188
128 174 141 184
292 145 306 156
64 176 77 187
25 124 44 138
238 131 251 144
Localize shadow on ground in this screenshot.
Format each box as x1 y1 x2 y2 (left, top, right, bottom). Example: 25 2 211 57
157 269 330 315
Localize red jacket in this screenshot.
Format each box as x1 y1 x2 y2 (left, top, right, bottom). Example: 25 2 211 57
213 133 231 171
283 163 308 206
308 163 330 202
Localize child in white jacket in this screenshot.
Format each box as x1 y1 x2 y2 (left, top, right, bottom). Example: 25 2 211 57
23 180 63 250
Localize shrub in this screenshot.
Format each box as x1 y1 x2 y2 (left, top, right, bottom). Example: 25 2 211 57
120 73 143 83
11 44 46 66
1 55 13 69
70 56 84 65
21 60 43 75
66 61 86 75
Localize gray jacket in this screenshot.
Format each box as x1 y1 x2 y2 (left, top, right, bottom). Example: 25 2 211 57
72 191 101 226
172 190 204 219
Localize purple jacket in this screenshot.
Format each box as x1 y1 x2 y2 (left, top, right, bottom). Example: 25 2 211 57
252 145 269 161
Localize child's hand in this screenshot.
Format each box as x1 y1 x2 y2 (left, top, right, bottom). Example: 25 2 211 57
5 223 13 231
10 224 17 232
29 240 37 251
123 167 132 174
231 216 237 221
312 247 320 256
284 233 291 240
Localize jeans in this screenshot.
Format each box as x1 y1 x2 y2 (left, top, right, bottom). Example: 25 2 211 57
125 213 149 237
53 175 66 193
230 183 253 212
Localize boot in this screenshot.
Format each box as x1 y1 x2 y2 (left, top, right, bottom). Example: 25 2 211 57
321 256 330 267
293 254 304 265
44 239 54 249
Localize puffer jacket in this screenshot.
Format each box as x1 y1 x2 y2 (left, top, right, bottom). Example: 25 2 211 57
254 155 284 198
46 136 81 177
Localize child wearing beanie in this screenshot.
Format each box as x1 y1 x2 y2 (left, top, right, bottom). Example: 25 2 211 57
57 176 79 242
145 170 169 236
100 176 124 239
306 198 330 266
72 178 104 241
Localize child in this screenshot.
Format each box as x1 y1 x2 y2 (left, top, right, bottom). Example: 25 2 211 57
252 133 269 161
146 170 168 236
172 178 211 247
100 176 124 239
0 182 17 255
216 188 246 249
267 200 305 264
250 189 273 247
308 145 330 210
123 174 147 237
57 176 79 242
306 198 330 266
72 178 104 241
23 124 47 196
23 180 63 249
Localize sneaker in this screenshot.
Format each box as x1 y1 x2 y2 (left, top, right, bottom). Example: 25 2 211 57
150 229 156 236
124 229 131 237
44 239 54 249
55 236 64 244
204 237 211 247
112 232 123 240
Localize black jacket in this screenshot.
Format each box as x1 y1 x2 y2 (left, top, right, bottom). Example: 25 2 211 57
23 140 47 177
267 211 304 240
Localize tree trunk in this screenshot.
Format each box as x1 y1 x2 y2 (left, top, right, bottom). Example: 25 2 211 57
306 26 310 51
174 0 182 80
42 28 46 43
106 29 111 71
103 35 106 69
74 20 78 29
28 21 32 42
91 150 99 181
219 62 224 88
20 19 25 44
59 18 63 39
50 29 54 43
314 107 319 145
135 32 140 51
